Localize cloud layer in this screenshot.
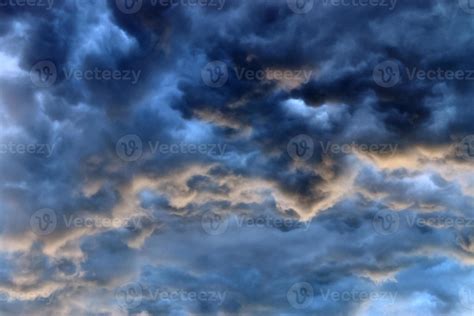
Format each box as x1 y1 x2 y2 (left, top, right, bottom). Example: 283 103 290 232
0 0 474 315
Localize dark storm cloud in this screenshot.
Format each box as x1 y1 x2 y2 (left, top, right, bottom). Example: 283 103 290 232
0 0 473 315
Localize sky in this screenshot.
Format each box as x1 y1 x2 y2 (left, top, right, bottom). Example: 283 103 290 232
1 0 474 315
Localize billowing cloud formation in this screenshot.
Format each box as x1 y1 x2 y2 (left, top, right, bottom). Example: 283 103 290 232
0 0 474 315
